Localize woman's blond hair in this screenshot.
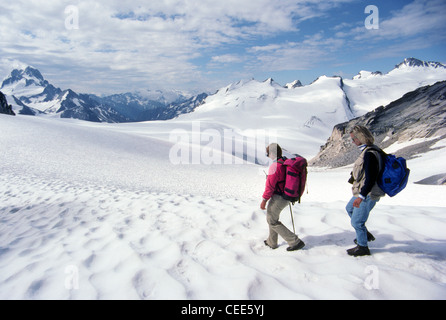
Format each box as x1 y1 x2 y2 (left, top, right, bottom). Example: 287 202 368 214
350 125 375 145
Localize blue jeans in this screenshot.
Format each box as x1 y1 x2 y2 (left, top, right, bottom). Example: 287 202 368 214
346 196 378 247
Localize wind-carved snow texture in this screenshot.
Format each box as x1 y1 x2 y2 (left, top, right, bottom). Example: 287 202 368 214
1 113 446 300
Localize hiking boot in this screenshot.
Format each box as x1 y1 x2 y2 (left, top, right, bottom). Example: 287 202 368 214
354 231 375 244
287 240 305 252
347 245 371 257
264 240 277 250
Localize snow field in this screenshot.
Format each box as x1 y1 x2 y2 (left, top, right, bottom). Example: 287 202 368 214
1 171 445 300
0 114 445 300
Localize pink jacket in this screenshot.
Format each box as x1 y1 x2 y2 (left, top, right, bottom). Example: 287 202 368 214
262 160 286 200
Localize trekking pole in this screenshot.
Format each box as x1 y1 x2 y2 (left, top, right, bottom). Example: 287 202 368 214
289 203 296 235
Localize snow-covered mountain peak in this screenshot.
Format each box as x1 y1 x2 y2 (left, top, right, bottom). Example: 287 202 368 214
343 58 446 116
2 66 44 84
262 78 283 88
395 57 446 70
1 66 49 96
216 79 254 94
350 58 445 83
353 70 383 80
133 88 194 105
23 66 45 81
311 75 341 85
284 80 303 89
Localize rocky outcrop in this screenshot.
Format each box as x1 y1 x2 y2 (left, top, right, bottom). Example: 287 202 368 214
309 81 446 168
0 91 15 116
415 174 446 185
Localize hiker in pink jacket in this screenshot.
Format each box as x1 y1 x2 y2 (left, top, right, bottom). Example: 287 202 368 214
260 143 305 251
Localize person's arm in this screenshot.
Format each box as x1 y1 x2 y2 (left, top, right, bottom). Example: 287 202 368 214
260 163 280 209
353 151 379 207
359 151 379 199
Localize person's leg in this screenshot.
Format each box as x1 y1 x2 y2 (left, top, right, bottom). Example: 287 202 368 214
266 195 300 247
349 196 377 247
346 196 356 219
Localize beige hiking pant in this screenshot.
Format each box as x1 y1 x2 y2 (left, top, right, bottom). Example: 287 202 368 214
266 195 300 248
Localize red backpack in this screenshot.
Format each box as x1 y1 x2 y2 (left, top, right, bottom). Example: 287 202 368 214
278 157 308 204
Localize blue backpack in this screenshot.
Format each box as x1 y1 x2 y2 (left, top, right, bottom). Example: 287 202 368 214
369 147 410 197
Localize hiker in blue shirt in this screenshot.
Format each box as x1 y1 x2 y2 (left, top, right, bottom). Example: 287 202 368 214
346 125 385 256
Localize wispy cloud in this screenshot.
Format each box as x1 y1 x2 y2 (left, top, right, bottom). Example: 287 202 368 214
246 33 345 72
339 0 446 41
327 0 446 66
1 0 317 92
377 0 446 39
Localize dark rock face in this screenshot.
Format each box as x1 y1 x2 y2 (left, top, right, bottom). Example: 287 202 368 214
414 174 446 185
309 81 446 168
0 91 15 116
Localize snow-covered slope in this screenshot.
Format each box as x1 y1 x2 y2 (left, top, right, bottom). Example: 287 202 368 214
177 58 446 158
179 76 353 158
0 114 445 300
1 59 446 300
343 58 446 115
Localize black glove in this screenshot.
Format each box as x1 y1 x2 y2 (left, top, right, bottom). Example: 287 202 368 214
348 172 355 184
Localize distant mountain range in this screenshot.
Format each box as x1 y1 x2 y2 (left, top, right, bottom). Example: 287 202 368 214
0 67 208 122
1 58 445 127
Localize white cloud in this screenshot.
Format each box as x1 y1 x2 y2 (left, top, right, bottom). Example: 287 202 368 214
381 0 446 38
247 42 327 72
246 32 346 73
1 0 443 94
210 55 244 64
345 0 446 41
1 1 357 93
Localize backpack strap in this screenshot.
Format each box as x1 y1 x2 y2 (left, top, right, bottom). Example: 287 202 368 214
276 157 286 165
365 145 385 175
274 157 287 195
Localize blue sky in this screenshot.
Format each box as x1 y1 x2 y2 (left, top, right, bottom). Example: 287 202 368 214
1 0 445 95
